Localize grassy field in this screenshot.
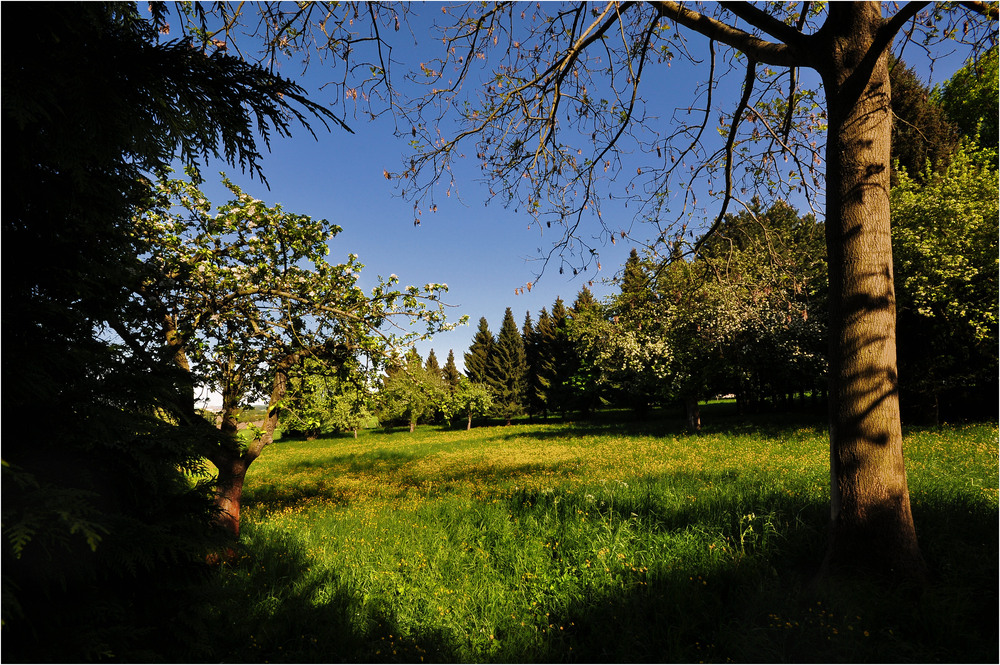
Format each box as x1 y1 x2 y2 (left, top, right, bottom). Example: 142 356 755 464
178 406 998 662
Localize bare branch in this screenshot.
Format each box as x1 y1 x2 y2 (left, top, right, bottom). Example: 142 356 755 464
649 1 801 66
718 1 810 49
959 1 1000 20
691 56 758 258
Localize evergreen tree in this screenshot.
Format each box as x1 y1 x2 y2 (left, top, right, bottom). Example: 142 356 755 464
617 248 652 318
548 297 576 419
488 307 528 425
465 317 495 384
521 311 538 419
889 56 959 184
442 349 462 393
3 4 341 659
425 348 441 376
528 308 557 419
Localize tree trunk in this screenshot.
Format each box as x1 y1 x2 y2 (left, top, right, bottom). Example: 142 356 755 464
467 411 473 430
684 397 701 433
409 419 416 433
817 2 924 580
212 452 250 538
210 357 293 540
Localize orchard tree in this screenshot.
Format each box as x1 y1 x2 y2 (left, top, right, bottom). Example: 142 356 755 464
380 349 449 432
698 199 828 411
282 358 376 439
449 379 495 430
136 172 460 536
3 3 350 659
177 0 998 580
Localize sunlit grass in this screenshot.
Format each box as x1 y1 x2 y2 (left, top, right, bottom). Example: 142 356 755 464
183 410 998 662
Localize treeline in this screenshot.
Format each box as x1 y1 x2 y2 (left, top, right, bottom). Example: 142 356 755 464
282 199 832 433
395 199 831 432
285 48 999 433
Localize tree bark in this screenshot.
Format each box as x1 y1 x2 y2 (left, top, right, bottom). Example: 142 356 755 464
209 353 299 539
816 2 924 580
212 453 250 538
684 397 701 433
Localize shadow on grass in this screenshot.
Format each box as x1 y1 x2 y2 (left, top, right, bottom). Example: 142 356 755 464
492 404 829 443
176 465 997 663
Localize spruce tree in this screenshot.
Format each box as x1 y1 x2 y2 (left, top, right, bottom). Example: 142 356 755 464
617 248 652 319
549 297 575 419
425 348 440 376
465 317 494 384
521 311 537 419
571 286 600 316
529 308 556 419
442 349 461 393
889 56 959 184
488 307 528 425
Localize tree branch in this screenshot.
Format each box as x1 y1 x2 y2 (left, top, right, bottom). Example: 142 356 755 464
649 1 801 66
718 1 810 50
959 1 999 20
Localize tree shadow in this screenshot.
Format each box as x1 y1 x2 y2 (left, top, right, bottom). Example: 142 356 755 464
172 461 997 663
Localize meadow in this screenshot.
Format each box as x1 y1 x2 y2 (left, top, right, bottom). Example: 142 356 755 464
179 406 998 662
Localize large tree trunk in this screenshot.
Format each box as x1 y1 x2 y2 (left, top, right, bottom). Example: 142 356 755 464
817 2 924 580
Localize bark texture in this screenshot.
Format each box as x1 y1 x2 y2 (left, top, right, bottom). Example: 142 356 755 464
815 2 924 580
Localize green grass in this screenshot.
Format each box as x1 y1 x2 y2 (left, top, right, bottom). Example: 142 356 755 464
178 409 998 662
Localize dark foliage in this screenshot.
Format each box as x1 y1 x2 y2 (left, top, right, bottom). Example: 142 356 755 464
2 3 337 660
889 56 959 184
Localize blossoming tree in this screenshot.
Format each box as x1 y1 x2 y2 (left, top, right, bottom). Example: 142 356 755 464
135 171 464 536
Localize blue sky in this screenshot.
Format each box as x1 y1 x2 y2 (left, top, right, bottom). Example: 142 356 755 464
173 4 972 383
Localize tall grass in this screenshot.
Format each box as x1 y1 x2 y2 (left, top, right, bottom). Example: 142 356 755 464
178 409 998 662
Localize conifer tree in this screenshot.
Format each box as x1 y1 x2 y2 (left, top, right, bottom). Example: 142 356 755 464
521 311 538 419
442 349 461 393
617 248 653 320
425 348 441 376
548 297 576 419
464 317 494 384
488 307 528 425
528 307 557 420
889 57 959 184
